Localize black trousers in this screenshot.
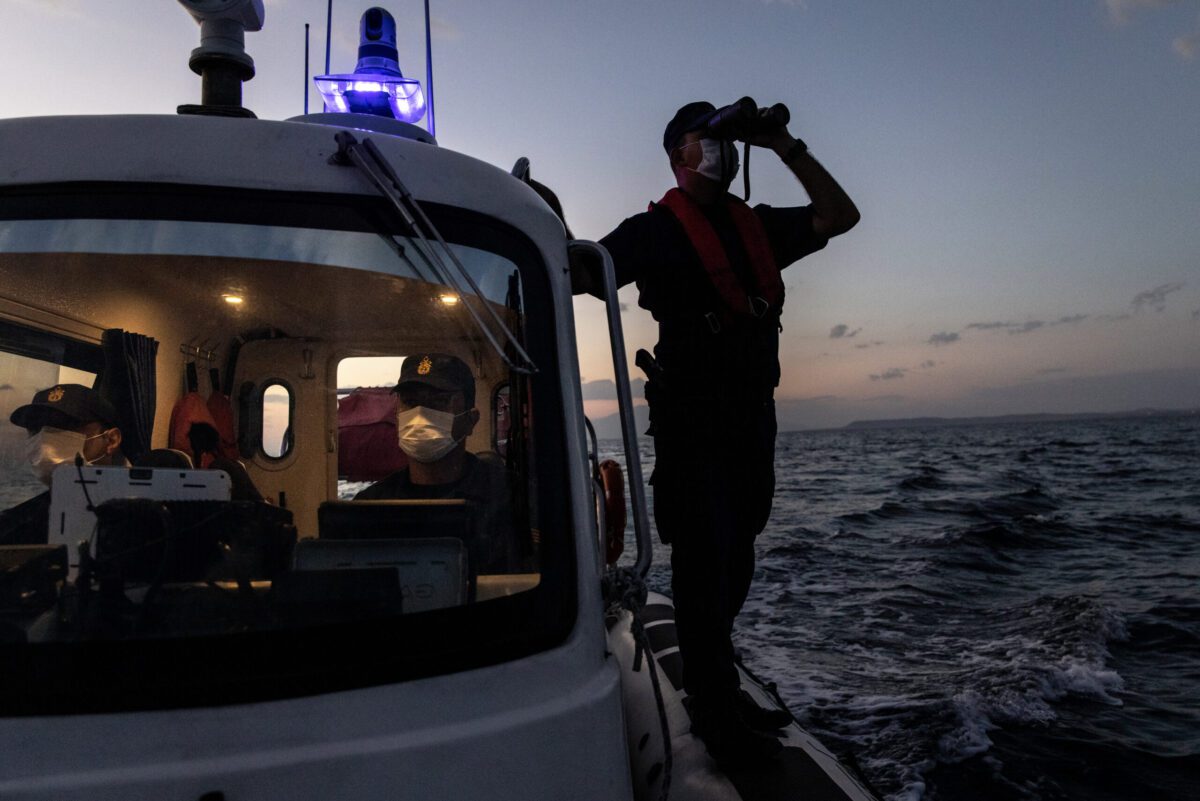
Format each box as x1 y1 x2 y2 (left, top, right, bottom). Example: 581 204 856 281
650 397 777 701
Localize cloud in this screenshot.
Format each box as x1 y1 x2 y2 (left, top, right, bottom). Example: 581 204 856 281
1192 308 1200 320
580 378 646 400
1132 282 1185 312
830 324 862 339
928 331 960 346
1177 17 1200 57
5 0 84 19
968 315 1088 335
869 367 907 381
1037 367 1070 375
1104 1 1200 61
431 15 463 41
1009 320 1045 335
1105 0 1181 25
919 360 937 369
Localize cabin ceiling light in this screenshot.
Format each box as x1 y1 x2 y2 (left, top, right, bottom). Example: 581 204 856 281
438 293 460 306
222 293 245 305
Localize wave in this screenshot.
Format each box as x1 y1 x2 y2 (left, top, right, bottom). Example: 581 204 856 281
898 465 952 492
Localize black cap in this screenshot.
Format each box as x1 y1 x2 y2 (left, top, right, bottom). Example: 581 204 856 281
663 101 715 153
394 354 476 405
10 384 119 430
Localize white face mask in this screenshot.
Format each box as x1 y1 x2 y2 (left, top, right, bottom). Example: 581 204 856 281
684 138 739 185
24 427 107 485
396 406 466 464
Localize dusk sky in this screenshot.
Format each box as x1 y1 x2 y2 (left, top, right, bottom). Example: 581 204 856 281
3 0 1198 429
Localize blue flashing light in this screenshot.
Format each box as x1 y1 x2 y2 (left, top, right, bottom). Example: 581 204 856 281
315 7 426 124
315 74 426 123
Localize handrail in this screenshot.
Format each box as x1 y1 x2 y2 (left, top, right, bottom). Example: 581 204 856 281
569 240 652 578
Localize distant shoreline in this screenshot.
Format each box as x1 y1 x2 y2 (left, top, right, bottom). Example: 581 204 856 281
818 407 1200 433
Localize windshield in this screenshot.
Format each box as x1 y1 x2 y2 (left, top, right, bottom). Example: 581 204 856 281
0 187 573 714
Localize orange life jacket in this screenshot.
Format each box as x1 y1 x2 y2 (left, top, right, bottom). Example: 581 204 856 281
651 188 784 329
206 390 240 461
168 391 218 468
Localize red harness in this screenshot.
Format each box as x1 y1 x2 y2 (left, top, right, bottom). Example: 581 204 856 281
651 188 783 328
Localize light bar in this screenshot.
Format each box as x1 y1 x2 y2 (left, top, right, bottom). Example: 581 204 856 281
314 7 428 124
315 74 426 123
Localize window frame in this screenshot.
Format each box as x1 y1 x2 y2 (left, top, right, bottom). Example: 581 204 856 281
0 182 577 716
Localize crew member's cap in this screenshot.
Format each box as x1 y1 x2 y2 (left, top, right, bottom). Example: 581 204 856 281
10 384 119 430
394 354 476 403
663 101 716 153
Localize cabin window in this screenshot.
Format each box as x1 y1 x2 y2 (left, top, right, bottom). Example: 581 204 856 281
336 355 407 499
0 188 573 714
0 325 100 515
261 382 292 458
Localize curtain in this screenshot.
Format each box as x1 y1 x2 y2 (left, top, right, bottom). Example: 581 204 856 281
97 329 159 463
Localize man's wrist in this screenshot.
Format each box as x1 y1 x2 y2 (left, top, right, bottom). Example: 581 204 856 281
779 137 809 164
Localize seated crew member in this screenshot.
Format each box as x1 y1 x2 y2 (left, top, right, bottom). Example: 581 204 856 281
187 422 265 502
0 384 126 545
354 354 515 574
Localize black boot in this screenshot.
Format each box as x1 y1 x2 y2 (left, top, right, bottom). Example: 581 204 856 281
735 687 793 732
687 694 783 769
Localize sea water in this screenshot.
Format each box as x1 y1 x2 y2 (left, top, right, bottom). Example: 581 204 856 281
610 414 1200 801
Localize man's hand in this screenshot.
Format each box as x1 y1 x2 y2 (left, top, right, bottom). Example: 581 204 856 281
743 126 795 151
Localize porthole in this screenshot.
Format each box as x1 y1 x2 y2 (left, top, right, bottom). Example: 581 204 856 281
262 382 293 459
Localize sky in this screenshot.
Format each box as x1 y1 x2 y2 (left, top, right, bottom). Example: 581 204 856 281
1 0 1197 430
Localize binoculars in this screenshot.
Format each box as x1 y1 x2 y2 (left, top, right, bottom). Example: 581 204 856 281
704 97 790 141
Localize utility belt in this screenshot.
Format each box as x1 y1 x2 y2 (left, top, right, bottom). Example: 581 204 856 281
701 295 779 334
636 348 774 436
660 305 782 339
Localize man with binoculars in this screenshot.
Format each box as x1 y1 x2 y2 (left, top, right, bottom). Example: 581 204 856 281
585 98 859 767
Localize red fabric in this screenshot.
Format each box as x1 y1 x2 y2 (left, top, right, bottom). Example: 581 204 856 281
652 188 783 318
168 391 217 462
338 388 408 481
206 391 240 460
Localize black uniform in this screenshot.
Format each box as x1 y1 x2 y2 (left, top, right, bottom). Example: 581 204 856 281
600 197 827 701
354 453 517 575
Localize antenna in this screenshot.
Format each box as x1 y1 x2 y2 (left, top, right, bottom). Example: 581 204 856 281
424 0 436 138
304 23 310 114
324 0 333 76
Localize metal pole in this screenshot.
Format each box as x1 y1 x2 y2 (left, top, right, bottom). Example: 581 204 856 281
424 0 436 138
324 0 333 75
570 241 653 577
304 23 310 115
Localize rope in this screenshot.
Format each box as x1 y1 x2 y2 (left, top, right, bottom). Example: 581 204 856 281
603 565 673 801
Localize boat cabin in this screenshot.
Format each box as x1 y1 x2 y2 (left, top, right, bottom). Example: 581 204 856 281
0 114 593 720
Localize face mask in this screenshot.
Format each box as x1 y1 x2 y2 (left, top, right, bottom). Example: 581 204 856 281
685 138 739 185
396 406 466 464
24 427 106 485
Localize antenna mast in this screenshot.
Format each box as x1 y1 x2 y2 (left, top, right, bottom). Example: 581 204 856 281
424 0 435 138
324 0 333 75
